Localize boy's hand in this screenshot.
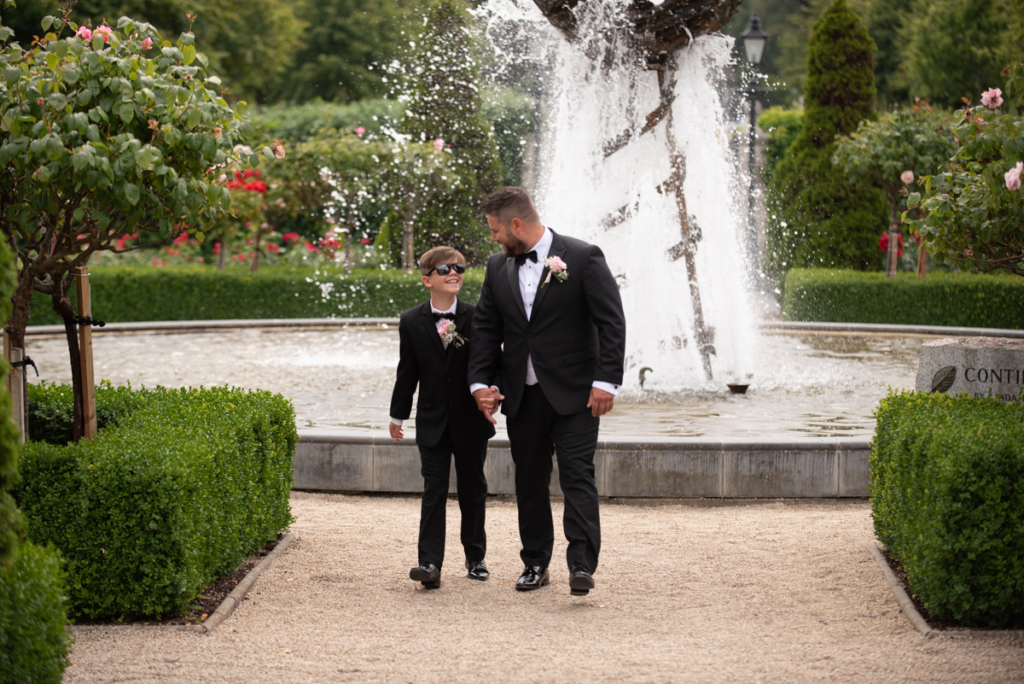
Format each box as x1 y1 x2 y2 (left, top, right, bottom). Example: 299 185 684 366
389 422 404 442
473 386 504 424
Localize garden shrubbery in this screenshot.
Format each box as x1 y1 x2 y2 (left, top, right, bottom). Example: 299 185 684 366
782 269 1024 328
27 265 484 326
14 384 297 619
872 391 1024 627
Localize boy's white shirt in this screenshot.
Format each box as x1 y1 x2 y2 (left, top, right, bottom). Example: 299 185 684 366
390 297 459 427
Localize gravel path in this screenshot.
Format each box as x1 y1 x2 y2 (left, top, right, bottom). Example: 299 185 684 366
65 493 1024 683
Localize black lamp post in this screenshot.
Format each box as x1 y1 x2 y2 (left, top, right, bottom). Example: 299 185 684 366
741 14 769 270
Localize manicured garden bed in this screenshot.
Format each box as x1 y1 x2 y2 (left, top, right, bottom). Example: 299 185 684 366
782 269 1024 328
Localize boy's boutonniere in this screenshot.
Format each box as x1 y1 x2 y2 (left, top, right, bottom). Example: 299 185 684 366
542 255 568 288
437 319 468 349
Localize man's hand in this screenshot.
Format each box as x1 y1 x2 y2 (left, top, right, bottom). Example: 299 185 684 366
388 422 404 442
473 386 504 424
587 387 615 417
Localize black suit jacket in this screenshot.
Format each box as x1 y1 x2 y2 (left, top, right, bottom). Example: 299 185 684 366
390 299 496 449
468 230 627 418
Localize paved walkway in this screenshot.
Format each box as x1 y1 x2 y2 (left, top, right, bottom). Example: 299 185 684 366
65 493 1024 683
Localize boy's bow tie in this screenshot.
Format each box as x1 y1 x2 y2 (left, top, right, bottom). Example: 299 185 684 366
432 312 456 321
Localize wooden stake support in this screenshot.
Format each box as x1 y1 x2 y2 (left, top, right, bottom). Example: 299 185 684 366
4 333 26 443
74 266 97 439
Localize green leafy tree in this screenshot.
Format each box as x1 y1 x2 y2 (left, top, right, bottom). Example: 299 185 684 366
0 11 264 439
866 0 911 107
910 66 1024 275
757 105 803 184
902 0 1011 108
400 0 502 264
1 0 303 104
833 104 957 274
764 0 888 283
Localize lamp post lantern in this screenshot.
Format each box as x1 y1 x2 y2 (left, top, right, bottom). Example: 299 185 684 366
741 14 769 273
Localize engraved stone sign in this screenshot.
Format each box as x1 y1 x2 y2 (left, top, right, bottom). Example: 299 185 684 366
916 337 1024 402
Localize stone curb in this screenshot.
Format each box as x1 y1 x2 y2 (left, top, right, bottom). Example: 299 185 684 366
192 533 295 635
866 541 1024 641
24 318 1024 338
71 534 294 635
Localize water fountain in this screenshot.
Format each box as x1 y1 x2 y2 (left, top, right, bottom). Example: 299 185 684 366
484 0 755 389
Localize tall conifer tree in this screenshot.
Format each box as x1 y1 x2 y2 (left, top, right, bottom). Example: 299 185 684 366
401 0 503 263
764 0 888 281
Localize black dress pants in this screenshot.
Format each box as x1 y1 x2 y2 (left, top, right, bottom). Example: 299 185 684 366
506 384 601 574
418 425 488 569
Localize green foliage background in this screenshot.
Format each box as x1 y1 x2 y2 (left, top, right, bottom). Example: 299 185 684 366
781 268 1024 328
764 0 888 282
872 391 1024 627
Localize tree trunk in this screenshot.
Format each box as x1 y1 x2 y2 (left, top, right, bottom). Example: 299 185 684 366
886 197 899 278
250 230 261 273
51 275 85 442
217 242 226 270
344 199 356 275
6 274 36 436
917 239 927 279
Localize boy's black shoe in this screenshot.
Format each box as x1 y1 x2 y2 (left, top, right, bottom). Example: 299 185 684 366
410 563 441 589
466 560 489 581
515 565 549 591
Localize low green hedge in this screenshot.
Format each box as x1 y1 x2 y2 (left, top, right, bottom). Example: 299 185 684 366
872 391 1024 627
27 381 145 446
0 542 71 684
782 269 1024 328
27 266 484 326
13 384 297 620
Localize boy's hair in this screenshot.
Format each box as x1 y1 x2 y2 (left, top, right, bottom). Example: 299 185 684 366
480 187 540 225
419 246 466 276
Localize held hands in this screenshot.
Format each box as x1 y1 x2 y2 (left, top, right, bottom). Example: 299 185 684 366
587 387 615 417
388 422 404 442
473 386 504 424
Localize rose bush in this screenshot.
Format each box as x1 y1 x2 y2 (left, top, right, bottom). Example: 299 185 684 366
909 65 1024 276
0 6 267 438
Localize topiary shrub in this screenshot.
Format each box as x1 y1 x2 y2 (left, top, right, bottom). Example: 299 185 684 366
0 542 71 684
764 0 888 285
781 268 1024 328
14 384 297 620
872 390 1024 627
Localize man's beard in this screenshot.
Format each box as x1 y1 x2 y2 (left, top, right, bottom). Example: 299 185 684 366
500 232 530 257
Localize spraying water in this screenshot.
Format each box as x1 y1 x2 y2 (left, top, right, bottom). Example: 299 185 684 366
482 0 757 393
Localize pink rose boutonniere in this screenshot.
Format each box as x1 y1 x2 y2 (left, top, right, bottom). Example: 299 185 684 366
437 319 468 349
542 255 568 288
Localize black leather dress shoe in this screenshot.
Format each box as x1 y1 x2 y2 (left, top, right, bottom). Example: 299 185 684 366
410 563 440 589
569 568 595 596
466 560 489 581
515 565 550 591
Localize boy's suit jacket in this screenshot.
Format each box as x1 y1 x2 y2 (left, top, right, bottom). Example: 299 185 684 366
389 298 496 449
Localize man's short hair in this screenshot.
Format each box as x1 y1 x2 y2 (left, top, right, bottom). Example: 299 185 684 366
481 187 540 225
419 246 466 276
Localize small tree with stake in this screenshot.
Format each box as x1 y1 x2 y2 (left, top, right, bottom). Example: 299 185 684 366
0 5 270 440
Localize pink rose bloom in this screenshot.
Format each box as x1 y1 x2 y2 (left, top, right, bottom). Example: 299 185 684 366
433 138 445 151
548 255 567 272
75 26 92 41
1005 161 1023 191
93 25 113 43
981 87 1003 109
141 37 153 50
901 170 914 185
436 319 453 336
355 126 366 136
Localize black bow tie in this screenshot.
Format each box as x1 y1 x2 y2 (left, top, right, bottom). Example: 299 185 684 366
515 250 538 266
432 312 456 321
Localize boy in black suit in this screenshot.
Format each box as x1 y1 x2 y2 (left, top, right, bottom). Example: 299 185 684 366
389 246 495 589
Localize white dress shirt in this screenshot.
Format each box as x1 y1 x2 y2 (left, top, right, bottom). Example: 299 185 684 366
391 297 458 427
470 228 618 398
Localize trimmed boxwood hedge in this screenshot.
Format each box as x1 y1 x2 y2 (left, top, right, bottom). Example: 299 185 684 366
13 384 297 620
782 269 1024 328
27 266 484 326
0 542 71 683
872 391 1024 627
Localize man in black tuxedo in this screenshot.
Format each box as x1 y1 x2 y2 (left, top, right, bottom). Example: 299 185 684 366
389 246 495 589
468 187 626 596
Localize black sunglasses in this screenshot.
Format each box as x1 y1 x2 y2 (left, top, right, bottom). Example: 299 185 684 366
430 263 465 276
